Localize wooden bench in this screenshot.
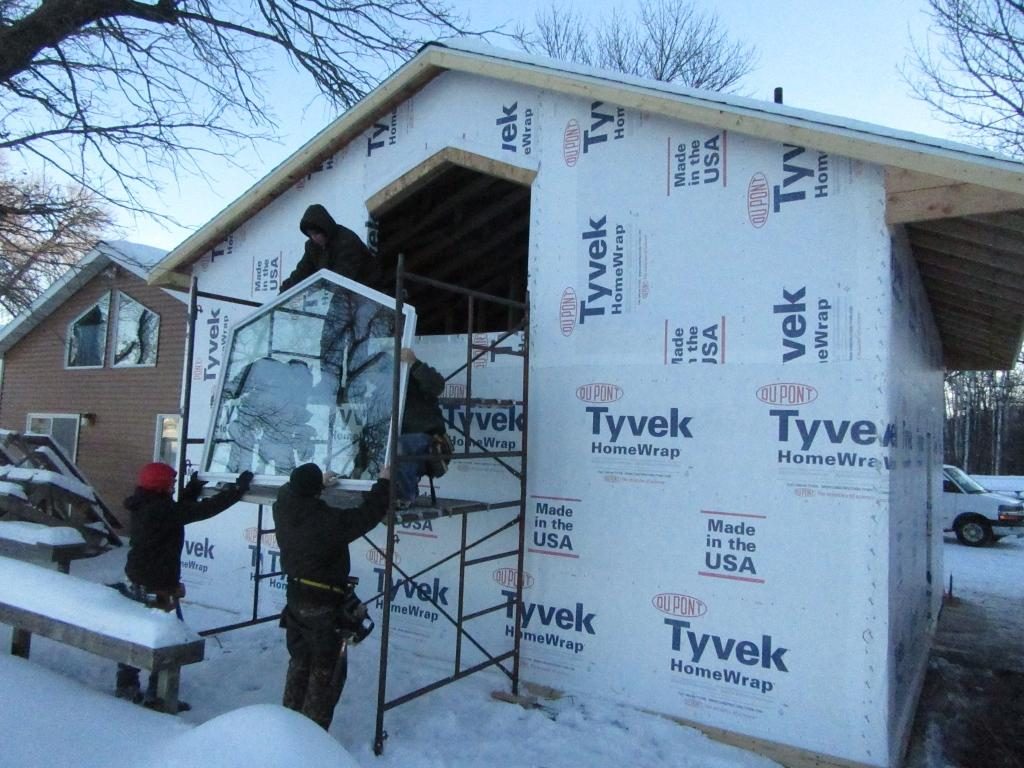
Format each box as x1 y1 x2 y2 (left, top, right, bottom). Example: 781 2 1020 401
0 521 95 574
0 556 204 714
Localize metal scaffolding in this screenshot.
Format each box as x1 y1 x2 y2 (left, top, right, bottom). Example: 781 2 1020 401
372 255 529 754
177 267 530 752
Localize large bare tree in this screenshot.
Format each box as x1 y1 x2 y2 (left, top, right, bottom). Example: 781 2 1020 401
0 158 111 322
907 0 1024 157
516 0 756 91
0 1 473 212
0 1 474 323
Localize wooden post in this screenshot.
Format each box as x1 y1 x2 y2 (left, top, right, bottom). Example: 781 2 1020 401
154 667 181 714
11 628 31 658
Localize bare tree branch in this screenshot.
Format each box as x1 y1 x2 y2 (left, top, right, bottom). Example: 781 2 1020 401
0 1 478 212
0 156 111 322
514 0 756 92
906 0 1024 156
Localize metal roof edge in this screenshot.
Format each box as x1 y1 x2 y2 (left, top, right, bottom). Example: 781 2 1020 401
428 43 1024 190
438 38 1018 168
148 49 447 286
147 40 1024 285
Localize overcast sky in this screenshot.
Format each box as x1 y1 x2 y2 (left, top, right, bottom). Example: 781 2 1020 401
121 0 956 250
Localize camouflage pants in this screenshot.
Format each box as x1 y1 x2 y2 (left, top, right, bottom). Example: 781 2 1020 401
281 600 348 730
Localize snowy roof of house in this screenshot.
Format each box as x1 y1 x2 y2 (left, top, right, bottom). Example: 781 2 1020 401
0 240 172 356
148 39 1024 369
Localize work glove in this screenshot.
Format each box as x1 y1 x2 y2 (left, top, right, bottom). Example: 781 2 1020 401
182 471 207 501
235 470 254 495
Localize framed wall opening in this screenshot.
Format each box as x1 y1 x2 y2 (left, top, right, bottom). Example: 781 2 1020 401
369 149 534 335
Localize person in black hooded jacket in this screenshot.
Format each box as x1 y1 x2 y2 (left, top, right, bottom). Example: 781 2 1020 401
273 462 389 730
281 204 392 479
115 462 253 708
280 204 382 292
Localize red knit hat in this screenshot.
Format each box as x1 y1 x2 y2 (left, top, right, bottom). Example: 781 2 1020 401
138 462 176 493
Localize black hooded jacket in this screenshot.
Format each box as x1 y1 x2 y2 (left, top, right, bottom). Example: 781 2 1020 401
123 485 243 592
402 359 446 435
280 204 383 292
273 479 389 588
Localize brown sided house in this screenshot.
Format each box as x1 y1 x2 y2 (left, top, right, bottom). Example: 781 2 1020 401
0 241 184 512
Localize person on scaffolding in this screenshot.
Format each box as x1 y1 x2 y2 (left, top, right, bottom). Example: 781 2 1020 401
115 462 253 710
273 462 390 731
281 204 391 481
395 347 448 509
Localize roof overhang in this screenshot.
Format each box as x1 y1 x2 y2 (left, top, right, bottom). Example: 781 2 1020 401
0 241 171 357
149 41 1024 369
0 250 108 356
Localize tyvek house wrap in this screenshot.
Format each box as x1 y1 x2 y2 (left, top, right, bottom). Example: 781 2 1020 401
177 66 943 768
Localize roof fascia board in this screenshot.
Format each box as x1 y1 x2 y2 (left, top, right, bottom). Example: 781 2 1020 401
148 53 444 287
428 47 1024 195
149 40 1024 293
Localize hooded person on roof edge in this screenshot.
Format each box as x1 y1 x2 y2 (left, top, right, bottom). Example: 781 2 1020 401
280 204 383 293
279 204 393 481
114 462 253 710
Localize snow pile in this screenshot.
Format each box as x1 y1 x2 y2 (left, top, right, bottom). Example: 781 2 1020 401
137 705 359 768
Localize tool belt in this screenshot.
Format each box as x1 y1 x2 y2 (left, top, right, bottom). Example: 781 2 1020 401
293 577 351 595
289 576 374 644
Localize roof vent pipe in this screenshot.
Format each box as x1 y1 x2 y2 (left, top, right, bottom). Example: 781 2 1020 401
773 87 784 104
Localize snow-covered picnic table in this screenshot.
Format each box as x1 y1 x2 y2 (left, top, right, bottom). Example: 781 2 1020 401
0 556 204 713
0 520 93 573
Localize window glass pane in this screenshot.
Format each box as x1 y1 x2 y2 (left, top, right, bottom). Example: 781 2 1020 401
49 417 79 460
68 294 109 367
205 276 408 485
26 414 78 461
27 416 51 435
157 415 179 465
113 292 159 366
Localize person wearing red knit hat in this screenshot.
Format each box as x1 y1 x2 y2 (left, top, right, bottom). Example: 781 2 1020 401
113 462 253 710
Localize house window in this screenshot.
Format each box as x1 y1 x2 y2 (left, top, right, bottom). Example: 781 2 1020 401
154 414 179 466
113 292 160 367
67 293 110 368
26 413 81 462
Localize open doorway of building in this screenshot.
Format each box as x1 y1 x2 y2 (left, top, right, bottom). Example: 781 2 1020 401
368 149 533 334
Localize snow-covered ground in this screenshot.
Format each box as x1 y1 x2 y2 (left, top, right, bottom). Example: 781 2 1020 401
903 534 1024 768
0 546 780 768
2 535 1021 768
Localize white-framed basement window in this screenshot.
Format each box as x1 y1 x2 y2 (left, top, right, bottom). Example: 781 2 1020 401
66 293 110 369
26 413 81 462
154 414 179 466
113 291 160 367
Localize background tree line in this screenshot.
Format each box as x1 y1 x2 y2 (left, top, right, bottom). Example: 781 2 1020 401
945 361 1024 474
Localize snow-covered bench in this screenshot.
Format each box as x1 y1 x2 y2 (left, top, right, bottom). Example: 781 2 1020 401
0 520 93 573
0 556 204 714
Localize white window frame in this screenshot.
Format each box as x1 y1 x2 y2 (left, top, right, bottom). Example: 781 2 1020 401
200 269 417 492
65 292 111 370
113 290 161 368
25 412 81 462
154 413 180 465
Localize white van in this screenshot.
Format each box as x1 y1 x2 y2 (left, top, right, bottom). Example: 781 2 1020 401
941 465 1024 546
